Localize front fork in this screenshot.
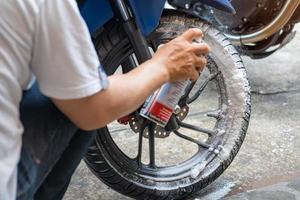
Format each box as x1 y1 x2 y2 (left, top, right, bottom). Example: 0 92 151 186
113 0 152 125
114 0 185 134
115 1 160 167
114 0 152 63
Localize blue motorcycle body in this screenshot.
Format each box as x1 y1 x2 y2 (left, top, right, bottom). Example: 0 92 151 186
79 0 234 36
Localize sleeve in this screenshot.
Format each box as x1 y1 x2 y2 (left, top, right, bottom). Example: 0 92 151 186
31 0 109 99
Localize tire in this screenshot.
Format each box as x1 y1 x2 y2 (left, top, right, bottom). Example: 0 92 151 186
84 13 251 200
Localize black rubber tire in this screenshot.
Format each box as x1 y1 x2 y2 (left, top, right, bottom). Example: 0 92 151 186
84 13 251 200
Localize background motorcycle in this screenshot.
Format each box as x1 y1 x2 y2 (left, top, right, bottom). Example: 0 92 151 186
77 0 250 199
169 0 300 59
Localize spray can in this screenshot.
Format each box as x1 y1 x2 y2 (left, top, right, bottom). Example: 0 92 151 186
140 80 189 127
140 38 203 127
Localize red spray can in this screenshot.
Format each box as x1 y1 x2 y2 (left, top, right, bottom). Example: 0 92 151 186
140 80 189 127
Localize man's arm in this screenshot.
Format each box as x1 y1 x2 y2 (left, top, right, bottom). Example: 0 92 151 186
52 29 210 130
53 58 168 130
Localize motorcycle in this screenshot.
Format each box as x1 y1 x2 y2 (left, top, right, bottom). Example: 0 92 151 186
78 0 251 199
169 0 300 59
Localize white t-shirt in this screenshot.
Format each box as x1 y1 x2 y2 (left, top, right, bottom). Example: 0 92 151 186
0 0 108 199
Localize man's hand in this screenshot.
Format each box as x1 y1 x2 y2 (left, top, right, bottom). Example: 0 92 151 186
53 29 211 130
152 28 210 82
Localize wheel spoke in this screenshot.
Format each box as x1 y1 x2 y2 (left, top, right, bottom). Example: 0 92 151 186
177 120 217 136
148 123 156 168
137 120 147 166
178 81 197 106
205 110 222 119
187 72 219 104
188 109 222 119
173 130 210 149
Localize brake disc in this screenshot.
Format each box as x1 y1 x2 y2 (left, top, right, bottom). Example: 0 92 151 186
129 105 189 138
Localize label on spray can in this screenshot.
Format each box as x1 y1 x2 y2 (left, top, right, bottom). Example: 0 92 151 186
140 80 189 127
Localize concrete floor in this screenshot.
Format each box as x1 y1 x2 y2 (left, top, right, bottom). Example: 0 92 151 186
64 25 300 200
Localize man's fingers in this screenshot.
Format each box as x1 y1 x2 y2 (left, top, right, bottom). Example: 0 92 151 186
190 43 211 55
181 28 203 42
194 55 207 71
190 70 200 81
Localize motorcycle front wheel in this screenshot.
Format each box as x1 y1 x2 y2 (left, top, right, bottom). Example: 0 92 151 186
84 13 251 200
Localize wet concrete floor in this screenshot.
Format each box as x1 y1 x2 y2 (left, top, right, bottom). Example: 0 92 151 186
64 25 300 200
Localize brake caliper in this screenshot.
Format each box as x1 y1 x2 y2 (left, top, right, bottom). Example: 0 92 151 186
117 114 136 125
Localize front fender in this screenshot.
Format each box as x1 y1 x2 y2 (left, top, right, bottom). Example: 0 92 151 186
79 0 166 36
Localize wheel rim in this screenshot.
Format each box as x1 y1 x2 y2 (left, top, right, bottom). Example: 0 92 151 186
95 33 230 183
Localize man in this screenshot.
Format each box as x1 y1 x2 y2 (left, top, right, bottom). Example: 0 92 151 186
0 0 210 199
